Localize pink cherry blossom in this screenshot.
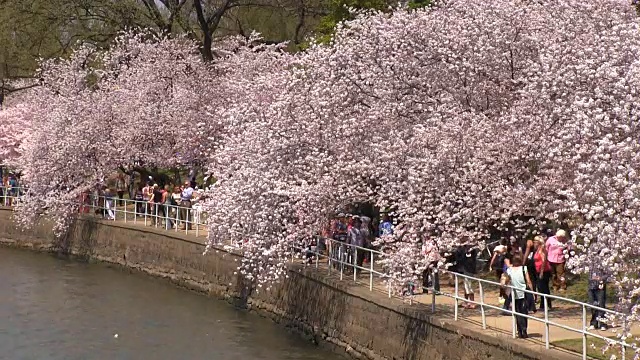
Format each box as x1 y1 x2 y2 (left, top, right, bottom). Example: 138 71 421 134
0 101 34 166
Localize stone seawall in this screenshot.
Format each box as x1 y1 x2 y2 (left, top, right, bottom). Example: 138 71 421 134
0 209 575 360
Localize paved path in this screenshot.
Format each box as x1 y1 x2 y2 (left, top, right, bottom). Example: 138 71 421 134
20 205 638 358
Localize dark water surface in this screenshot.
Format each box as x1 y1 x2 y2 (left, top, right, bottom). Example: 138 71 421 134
0 247 343 360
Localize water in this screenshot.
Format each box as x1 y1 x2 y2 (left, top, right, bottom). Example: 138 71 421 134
0 247 343 360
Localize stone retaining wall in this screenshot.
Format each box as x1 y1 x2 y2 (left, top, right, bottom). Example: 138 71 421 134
0 209 576 360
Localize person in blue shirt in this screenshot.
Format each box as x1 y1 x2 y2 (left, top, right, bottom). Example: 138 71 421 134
378 214 393 236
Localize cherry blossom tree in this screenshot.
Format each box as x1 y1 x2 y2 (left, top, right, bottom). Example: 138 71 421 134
199 1 640 346
0 101 35 167
13 32 217 233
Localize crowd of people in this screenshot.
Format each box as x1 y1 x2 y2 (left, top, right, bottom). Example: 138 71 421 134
485 230 610 338
311 215 612 340
297 213 394 272
1 173 20 206
79 173 205 231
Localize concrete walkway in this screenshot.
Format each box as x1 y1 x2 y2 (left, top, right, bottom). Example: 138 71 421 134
15 206 635 358
315 263 635 359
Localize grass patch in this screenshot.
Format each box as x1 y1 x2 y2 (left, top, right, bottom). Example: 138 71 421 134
474 271 618 304
563 274 594 303
553 336 631 360
563 274 618 304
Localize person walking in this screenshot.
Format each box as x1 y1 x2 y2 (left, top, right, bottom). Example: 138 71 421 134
116 174 126 206
180 181 194 230
359 216 373 264
104 188 116 220
348 217 365 273
142 182 152 218
150 184 163 226
507 255 534 338
490 240 508 303
162 185 174 229
134 185 144 217
501 243 521 310
546 229 569 292
378 214 393 236
455 243 478 309
522 236 538 313
588 250 611 330
533 236 552 310
421 238 441 294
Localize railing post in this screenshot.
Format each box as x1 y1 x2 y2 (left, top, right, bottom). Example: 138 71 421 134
454 273 459 321
162 204 171 231
622 320 627 360
133 200 137 224
185 208 189 235
544 296 550 349
431 273 436 314
315 240 319 269
479 281 486 329
582 305 587 360
339 245 344 281
124 199 127 223
328 240 332 274
511 287 517 338
195 210 199 237
369 251 374 291
175 205 179 232
353 247 357 282
144 202 148 226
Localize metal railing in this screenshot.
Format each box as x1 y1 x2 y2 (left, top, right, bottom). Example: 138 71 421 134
0 186 634 359
1 185 22 207
84 193 208 238
1 187 207 237
291 239 634 359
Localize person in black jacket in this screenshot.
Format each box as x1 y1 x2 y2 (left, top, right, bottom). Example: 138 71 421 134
455 243 478 309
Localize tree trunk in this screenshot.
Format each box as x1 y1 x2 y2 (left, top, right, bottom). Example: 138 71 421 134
201 32 214 61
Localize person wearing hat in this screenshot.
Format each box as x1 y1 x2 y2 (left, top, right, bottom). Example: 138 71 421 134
545 229 569 292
